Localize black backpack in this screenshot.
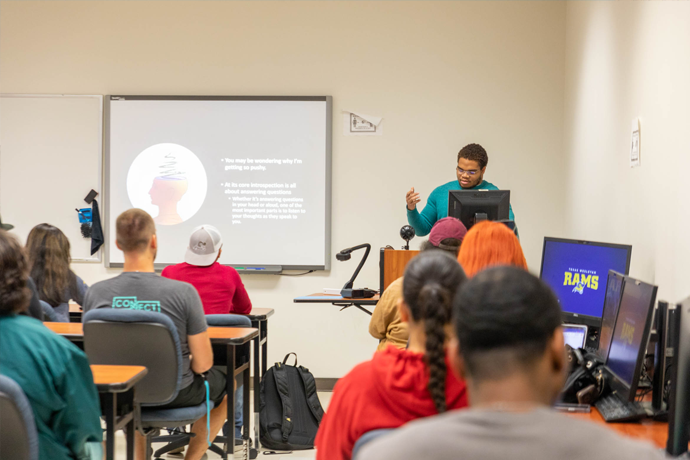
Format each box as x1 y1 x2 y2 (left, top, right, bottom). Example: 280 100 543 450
259 353 324 451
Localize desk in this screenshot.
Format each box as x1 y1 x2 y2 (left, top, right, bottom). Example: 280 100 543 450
90 365 148 460
567 408 667 449
69 302 81 322
46 323 258 460
246 308 274 450
294 293 380 315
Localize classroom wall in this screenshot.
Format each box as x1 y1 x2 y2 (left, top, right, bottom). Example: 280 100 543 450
563 2 690 304
0 1 566 377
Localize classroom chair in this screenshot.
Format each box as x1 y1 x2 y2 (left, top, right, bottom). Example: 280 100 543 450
156 313 253 457
83 309 214 459
40 300 61 322
351 429 394 460
0 374 39 460
206 314 252 328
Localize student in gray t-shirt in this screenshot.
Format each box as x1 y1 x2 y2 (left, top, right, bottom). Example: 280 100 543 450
357 267 665 460
82 209 227 460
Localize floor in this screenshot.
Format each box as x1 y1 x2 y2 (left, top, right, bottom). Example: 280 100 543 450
112 392 332 459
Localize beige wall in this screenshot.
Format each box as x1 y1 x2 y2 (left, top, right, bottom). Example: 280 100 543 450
0 1 566 377
563 2 690 304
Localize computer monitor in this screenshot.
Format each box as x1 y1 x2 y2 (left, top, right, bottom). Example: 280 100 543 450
539 238 632 327
447 190 510 230
603 276 657 402
563 324 588 349
597 270 626 361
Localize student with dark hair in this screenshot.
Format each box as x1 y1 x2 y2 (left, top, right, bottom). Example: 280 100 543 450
26 223 87 322
405 143 515 236
0 230 103 460
358 267 664 460
83 209 228 460
316 251 468 460
369 217 467 350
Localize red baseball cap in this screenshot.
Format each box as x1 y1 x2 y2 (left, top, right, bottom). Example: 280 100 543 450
429 217 467 246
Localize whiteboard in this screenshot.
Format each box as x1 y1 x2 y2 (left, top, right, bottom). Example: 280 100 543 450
0 94 103 262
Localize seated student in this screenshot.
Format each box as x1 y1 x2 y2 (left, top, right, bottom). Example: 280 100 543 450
0 230 103 460
457 220 528 277
369 217 467 350
82 209 228 460
316 251 469 460
26 223 88 322
162 224 252 444
162 224 251 315
358 267 665 460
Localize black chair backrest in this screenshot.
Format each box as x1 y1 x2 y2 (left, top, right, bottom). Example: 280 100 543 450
0 375 38 460
83 309 182 406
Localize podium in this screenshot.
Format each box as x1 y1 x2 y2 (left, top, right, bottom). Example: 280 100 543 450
379 248 420 294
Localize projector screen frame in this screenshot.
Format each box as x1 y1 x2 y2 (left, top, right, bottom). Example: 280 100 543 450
104 95 332 273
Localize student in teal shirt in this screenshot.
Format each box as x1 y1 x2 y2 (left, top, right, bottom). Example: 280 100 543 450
0 230 103 460
406 143 515 236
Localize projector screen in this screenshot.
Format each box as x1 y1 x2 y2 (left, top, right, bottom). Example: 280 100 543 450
105 96 332 272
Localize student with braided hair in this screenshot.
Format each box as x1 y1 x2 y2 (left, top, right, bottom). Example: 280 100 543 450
315 251 468 460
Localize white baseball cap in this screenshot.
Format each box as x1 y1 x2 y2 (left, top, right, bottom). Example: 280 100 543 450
185 225 223 266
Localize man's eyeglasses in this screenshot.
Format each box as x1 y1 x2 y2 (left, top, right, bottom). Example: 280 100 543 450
457 167 479 176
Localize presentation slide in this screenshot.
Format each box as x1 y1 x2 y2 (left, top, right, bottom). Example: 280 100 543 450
540 241 630 318
106 97 330 269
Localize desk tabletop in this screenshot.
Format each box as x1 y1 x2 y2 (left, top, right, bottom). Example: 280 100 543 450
208 327 259 344
247 308 275 320
71 304 274 321
294 293 380 305
567 408 667 448
90 365 148 393
46 323 258 345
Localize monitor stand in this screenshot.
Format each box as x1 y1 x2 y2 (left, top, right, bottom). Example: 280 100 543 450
475 212 488 222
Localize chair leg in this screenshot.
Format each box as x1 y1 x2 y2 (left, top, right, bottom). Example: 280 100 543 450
145 433 153 460
152 435 191 457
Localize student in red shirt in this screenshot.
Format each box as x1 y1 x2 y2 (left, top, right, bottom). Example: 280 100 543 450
315 251 469 460
162 224 252 445
162 225 252 315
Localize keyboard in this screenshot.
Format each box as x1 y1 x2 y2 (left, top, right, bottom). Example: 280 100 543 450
595 394 648 423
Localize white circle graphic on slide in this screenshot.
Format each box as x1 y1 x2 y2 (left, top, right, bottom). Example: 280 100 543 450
126 143 207 226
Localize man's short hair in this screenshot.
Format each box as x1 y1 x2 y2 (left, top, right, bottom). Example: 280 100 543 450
116 209 156 253
453 266 562 381
0 230 30 315
457 143 488 169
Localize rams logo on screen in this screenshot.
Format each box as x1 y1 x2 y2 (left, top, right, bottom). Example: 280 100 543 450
620 322 635 345
563 272 599 295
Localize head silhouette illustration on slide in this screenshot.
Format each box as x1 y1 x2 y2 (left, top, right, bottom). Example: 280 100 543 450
149 152 189 225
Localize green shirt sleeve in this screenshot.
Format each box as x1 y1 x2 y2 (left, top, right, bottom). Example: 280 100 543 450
54 347 103 460
406 199 436 237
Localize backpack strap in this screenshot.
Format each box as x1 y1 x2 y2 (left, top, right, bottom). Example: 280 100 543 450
272 362 293 442
297 366 325 423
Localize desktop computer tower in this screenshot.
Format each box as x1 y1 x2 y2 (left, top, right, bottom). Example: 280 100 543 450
666 302 686 456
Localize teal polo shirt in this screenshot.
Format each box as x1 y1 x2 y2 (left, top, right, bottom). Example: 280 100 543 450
0 314 103 460
406 179 515 237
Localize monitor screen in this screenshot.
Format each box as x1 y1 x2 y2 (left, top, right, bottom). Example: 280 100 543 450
606 279 657 392
563 324 587 349
540 238 631 324
597 271 625 360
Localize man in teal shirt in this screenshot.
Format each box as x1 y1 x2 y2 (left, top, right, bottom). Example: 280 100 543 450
406 143 515 236
0 230 103 460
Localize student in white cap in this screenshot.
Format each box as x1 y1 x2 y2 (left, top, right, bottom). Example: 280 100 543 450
162 225 252 315
162 224 252 445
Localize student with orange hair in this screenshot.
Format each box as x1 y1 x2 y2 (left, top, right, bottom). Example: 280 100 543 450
457 221 527 277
